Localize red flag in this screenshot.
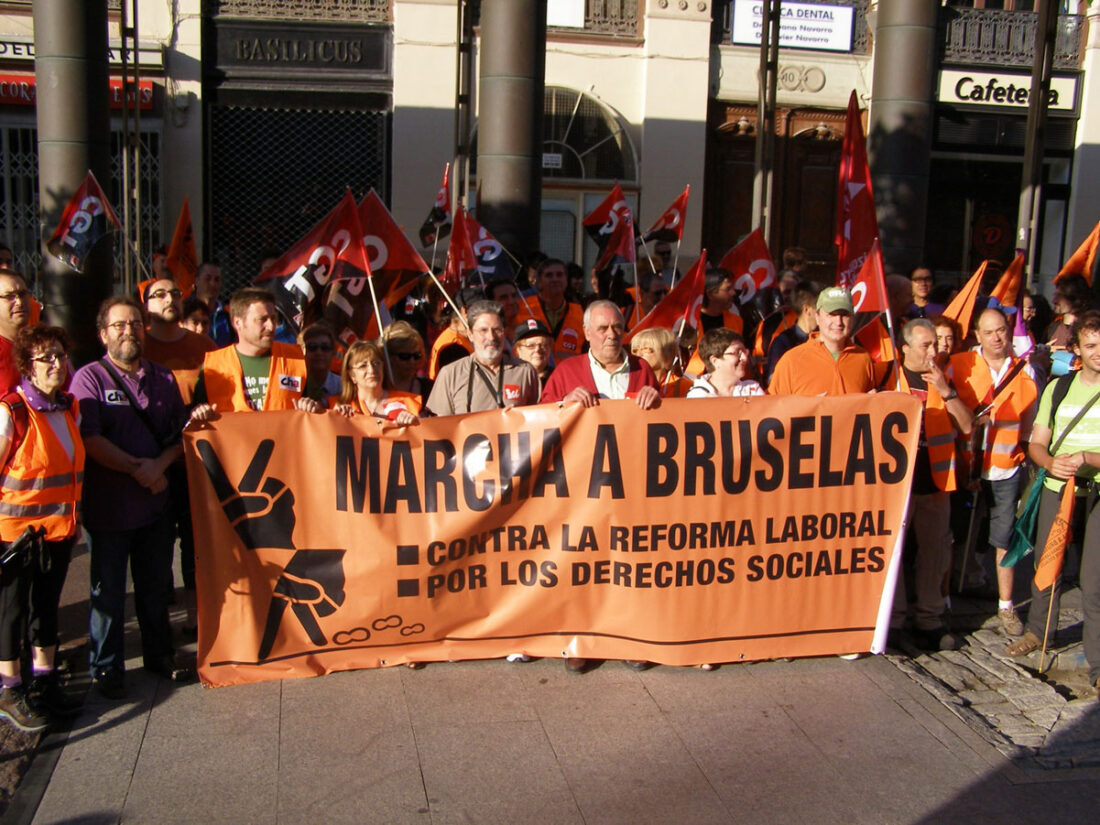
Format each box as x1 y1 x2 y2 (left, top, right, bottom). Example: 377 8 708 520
255 190 373 341
1055 220 1100 286
593 212 636 273
835 91 878 288
624 251 707 345
943 259 991 340
357 190 430 313
442 206 477 294
582 183 633 252
642 186 690 244
45 170 121 273
1034 481 1075 592
850 239 889 316
418 163 452 247
855 316 897 363
165 196 197 298
464 212 514 284
990 251 1025 307
718 228 775 305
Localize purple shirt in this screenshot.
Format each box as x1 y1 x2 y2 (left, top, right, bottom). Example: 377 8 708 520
70 358 187 531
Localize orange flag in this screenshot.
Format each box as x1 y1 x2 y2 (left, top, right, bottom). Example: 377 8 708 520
1056 220 1099 286
943 259 991 339
165 196 198 298
990 252 1025 308
1034 481 1075 592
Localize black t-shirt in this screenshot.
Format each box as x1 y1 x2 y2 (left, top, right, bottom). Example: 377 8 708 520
903 366 938 495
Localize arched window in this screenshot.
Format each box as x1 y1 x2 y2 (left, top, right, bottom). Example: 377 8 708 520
470 85 637 183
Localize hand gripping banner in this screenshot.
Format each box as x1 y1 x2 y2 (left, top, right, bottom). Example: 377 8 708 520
185 393 921 687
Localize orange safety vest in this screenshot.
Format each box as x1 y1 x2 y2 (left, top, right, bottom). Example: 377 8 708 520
202 342 307 412
948 351 1037 473
898 370 958 493
0 393 84 542
428 326 473 380
517 299 585 361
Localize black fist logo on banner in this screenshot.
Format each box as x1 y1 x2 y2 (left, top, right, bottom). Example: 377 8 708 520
198 439 347 660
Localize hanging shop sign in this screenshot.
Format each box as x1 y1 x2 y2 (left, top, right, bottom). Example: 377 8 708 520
730 0 854 53
0 74 153 109
938 69 1078 114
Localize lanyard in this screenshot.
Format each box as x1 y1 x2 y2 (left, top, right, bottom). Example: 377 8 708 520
466 358 505 412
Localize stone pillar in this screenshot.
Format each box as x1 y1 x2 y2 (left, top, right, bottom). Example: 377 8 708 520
34 0 112 364
477 0 546 263
868 0 937 274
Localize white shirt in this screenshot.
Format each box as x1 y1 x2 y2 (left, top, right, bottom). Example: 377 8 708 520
587 351 631 400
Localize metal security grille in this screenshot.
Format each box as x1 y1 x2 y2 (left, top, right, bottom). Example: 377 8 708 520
110 128 163 267
207 105 388 292
0 126 40 274
0 123 162 279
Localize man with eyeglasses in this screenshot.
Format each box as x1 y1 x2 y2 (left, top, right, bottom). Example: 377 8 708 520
190 287 317 416
142 279 216 406
905 267 944 320
70 296 195 697
142 278 217 639
513 318 555 387
637 272 670 319
0 268 32 394
298 323 341 404
425 300 539 416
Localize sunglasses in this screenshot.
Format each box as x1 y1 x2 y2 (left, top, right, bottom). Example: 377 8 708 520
390 351 422 362
304 342 334 353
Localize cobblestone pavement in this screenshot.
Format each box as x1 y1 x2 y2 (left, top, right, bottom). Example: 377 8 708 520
889 590 1099 770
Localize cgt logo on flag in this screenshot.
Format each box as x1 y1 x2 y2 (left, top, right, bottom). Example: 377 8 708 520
197 438 347 661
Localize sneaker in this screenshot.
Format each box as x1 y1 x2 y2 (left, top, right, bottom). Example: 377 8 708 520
0 686 48 733
564 657 587 673
26 673 83 718
623 660 650 672
506 654 531 663
93 669 126 700
999 608 1025 637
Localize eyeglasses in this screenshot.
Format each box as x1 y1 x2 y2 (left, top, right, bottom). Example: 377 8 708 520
350 361 382 372
0 289 30 302
517 340 550 351
305 342 334 353
722 348 748 360
649 290 669 299
31 352 64 366
389 351 421 362
148 288 183 301
106 320 144 332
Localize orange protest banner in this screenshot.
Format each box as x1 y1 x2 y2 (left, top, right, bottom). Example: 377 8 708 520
185 393 922 687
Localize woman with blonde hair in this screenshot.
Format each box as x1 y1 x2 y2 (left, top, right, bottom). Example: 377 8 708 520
382 321 431 402
334 339 420 425
630 327 692 398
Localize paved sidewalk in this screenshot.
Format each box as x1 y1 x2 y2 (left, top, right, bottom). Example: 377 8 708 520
5 548 1100 825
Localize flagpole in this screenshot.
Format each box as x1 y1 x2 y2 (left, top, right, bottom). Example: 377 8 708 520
1038 577 1058 674
126 238 152 281
426 268 473 338
883 307 901 391
633 262 642 327
671 239 682 288
429 233 441 275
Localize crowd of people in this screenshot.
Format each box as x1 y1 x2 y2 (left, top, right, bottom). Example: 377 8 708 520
1 242 1098 734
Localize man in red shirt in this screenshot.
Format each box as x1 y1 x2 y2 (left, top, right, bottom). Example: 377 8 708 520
0 269 31 394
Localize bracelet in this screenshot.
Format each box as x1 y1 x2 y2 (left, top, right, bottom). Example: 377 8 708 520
941 389 957 401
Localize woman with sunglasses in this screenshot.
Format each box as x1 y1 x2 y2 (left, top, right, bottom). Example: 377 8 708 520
334 340 421 425
0 325 84 730
382 321 432 403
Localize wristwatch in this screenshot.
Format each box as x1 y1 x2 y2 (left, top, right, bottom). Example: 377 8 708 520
941 389 958 401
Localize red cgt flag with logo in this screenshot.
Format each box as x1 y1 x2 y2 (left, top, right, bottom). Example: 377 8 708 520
641 186 690 244
718 228 775 306
835 91 878 288
46 170 121 274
